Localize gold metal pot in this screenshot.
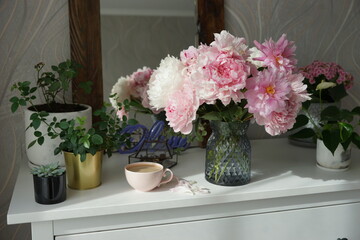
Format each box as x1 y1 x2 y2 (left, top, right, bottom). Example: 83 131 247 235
64 151 103 190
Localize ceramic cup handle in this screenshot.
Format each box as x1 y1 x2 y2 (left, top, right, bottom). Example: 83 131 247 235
158 168 173 186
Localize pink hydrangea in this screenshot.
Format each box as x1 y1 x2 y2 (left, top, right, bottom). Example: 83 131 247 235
253 34 297 72
165 81 200 134
299 60 354 90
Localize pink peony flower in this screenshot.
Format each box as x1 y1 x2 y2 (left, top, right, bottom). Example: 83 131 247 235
180 46 199 66
189 46 251 105
165 81 200 134
253 34 297 72
245 69 292 117
255 97 301 136
211 30 249 59
128 67 153 99
245 69 309 135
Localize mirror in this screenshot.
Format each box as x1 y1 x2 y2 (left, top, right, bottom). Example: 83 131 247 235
100 0 197 102
68 0 224 121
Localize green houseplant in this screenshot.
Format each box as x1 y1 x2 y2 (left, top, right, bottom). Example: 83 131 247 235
30 100 136 190
9 60 93 168
31 162 66 204
291 104 360 170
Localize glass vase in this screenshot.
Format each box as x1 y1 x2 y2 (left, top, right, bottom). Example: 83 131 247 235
205 120 251 186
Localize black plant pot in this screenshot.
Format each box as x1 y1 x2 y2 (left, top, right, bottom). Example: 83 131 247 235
33 173 66 204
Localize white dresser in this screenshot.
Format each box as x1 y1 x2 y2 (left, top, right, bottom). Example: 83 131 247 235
7 138 360 240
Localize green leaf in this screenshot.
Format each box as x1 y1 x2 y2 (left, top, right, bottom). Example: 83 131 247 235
339 122 353 142
49 81 61 92
11 102 19 113
91 134 103 145
83 140 90 149
28 140 37 148
54 147 62 155
59 121 69 130
302 101 311 110
351 106 360 116
34 131 42 137
322 129 340 155
291 115 309 130
79 81 93 94
201 112 223 121
9 96 19 103
18 99 26 106
328 84 347 102
80 153 87 162
352 133 360 149
32 119 41 130
321 106 340 122
37 136 45 145
289 128 315 139
127 119 138 125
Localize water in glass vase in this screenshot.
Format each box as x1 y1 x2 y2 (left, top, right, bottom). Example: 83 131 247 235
205 120 251 186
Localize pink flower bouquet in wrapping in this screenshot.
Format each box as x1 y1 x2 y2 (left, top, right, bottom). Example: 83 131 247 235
145 31 310 137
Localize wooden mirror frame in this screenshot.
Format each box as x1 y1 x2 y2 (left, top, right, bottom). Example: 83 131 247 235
69 0 224 119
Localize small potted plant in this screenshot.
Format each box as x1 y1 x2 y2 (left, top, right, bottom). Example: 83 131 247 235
9 60 93 168
31 162 66 204
290 60 354 146
31 100 136 190
291 104 360 170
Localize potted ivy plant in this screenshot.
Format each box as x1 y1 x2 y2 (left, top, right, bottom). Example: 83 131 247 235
291 105 360 170
9 60 93 168
31 100 136 190
31 162 66 204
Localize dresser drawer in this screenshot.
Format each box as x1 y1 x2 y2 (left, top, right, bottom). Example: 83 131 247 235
56 202 359 240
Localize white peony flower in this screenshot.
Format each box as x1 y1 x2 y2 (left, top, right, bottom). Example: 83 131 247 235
109 76 131 109
147 55 186 109
248 47 265 68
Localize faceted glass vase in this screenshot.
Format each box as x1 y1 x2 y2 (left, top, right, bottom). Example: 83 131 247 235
205 120 251 186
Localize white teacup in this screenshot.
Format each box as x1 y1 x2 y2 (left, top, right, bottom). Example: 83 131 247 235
125 162 174 192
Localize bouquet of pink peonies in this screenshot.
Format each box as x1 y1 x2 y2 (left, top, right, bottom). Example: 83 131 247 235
144 31 310 137
298 60 354 103
110 66 160 120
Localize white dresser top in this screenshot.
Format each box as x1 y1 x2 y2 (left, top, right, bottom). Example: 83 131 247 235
7 138 360 224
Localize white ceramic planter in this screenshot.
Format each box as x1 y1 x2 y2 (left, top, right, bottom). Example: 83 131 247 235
24 104 92 168
316 139 351 171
